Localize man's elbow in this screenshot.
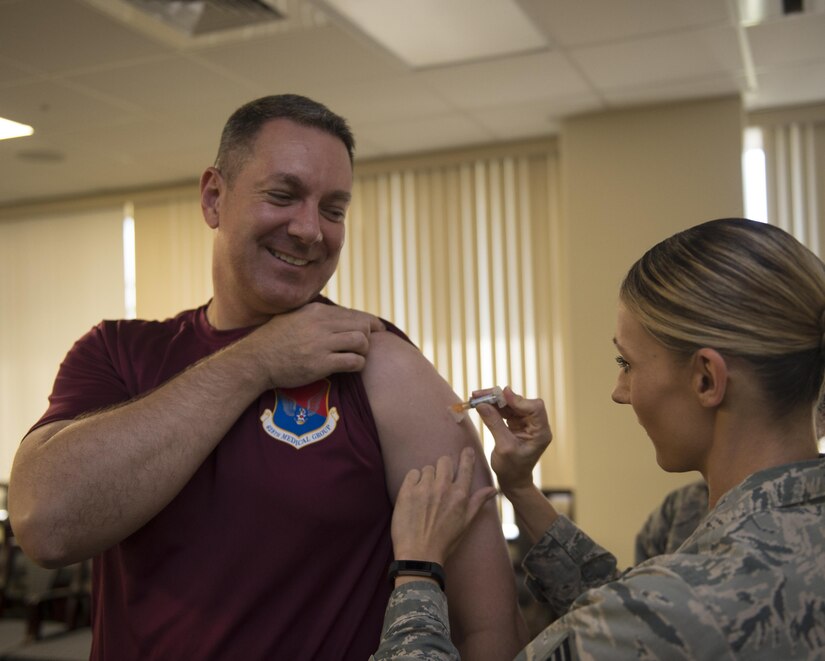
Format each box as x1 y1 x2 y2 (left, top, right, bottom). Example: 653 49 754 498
8 496 78 569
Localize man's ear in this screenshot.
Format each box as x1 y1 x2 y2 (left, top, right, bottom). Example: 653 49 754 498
692 348 728 408
200 167 224 229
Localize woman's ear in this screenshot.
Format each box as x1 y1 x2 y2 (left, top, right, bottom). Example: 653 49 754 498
692 348 728 408
200 167 224 229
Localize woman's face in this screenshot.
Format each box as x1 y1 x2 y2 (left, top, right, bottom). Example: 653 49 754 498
611 303 709 472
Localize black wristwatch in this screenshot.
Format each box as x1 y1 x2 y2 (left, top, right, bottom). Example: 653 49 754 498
387 560 446 591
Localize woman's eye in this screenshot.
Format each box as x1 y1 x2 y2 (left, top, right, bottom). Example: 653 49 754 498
615 355 630 372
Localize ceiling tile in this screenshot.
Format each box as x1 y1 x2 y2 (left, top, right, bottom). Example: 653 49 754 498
517 0 729 47
469 96 598 140
0 0 172 75
0 57 34 86
747 13 825 68
747 59 825 108
193 24 402 90
315 76 452 125
418 51 592 108
1 0 825 207
1 80 144 133
64 56 257 119
358 114 492 156
572 24 742 90
600 74 744 108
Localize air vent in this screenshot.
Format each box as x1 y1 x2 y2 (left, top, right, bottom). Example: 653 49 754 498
122 0 284 36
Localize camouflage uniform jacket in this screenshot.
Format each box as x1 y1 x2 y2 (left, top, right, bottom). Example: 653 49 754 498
371 457 825 660
634 479 709 563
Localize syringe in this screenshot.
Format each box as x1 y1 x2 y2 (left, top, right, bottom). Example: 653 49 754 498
448 386 505 423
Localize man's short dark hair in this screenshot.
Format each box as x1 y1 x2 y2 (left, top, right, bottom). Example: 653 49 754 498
215 94 355 183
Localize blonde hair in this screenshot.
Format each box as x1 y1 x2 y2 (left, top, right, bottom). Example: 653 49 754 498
620 218 825 416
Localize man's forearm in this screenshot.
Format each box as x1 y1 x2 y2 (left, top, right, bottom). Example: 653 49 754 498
9 337 268 567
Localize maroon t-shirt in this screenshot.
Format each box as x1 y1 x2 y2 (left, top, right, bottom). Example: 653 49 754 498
33 303 398 660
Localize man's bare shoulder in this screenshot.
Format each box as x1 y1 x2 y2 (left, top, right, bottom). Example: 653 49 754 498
364 329 430 379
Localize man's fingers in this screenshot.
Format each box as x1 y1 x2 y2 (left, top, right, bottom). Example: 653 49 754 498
368 315 386 332
336 307 385 334
331 330 370 355
302 303 384 334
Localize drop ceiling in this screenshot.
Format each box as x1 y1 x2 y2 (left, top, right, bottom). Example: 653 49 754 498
1 0 824 208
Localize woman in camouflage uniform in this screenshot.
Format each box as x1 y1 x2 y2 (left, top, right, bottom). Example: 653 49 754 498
373 218 825 660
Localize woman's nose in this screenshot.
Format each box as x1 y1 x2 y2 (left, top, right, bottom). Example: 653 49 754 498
611 379 629 405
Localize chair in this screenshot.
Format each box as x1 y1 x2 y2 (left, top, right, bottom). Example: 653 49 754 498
0 485 91 658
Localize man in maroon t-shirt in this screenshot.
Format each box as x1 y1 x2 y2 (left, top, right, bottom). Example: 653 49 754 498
9 95 527 659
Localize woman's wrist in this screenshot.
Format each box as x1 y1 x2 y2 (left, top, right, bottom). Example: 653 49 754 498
501 482 559 544
393 575 441 590
499 481 542 502
388 559 446 591
391 548 445 566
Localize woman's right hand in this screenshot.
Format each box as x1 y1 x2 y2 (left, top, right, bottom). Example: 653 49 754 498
476 387 552 494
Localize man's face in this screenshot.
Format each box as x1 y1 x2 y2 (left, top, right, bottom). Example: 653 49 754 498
202 118 353 328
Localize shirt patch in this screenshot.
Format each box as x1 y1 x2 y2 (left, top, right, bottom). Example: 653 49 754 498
260 379 339 449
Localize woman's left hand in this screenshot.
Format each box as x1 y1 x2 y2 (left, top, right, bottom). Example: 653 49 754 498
391 447 497 565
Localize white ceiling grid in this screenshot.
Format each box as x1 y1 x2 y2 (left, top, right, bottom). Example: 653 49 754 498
0 0 824 206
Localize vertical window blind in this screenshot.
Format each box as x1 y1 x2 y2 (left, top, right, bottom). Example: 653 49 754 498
325 141 568 487
133 193 213 321
0 206 125 478
129 141 570 489
751 104 825 258
2 140 569 492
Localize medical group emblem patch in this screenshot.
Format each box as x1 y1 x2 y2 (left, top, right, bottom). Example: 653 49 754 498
260 378 339 449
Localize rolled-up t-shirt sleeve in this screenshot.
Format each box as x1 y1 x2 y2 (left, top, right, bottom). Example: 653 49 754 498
30 322 132 433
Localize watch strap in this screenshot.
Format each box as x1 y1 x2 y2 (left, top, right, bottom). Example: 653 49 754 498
388 559 446 591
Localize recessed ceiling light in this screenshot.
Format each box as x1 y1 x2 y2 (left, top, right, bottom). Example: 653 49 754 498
314 0 548 68
0 117 34 141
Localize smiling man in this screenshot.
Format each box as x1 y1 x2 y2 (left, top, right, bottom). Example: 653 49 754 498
8 95 526 660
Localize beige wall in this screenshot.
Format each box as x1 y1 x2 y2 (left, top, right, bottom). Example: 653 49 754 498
557 96 745 567
0 206 126 478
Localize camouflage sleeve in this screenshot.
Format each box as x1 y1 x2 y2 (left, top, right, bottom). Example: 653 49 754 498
522 515 621 621
518 564 730 661
370 581 459 661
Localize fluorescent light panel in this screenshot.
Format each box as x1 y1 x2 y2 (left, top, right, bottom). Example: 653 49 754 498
320 0 548 68
0 117 34 140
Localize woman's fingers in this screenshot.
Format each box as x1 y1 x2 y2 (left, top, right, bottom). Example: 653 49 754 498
454 447 476 492
391 448 496 564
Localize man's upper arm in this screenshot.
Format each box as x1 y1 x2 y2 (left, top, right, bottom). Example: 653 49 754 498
362 331 528 657
361 331 488 499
